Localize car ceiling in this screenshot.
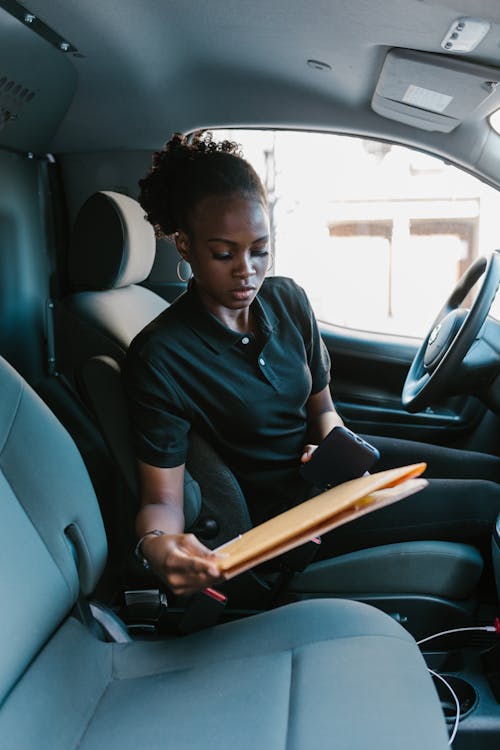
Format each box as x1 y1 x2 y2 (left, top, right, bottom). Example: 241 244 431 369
4 1 500 183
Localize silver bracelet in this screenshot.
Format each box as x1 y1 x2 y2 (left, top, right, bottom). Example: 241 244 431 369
134 529 166 570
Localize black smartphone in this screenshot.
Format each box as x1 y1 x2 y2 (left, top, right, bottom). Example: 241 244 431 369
300 426 380 490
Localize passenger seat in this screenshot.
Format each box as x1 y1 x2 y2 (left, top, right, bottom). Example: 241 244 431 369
0 353 449 749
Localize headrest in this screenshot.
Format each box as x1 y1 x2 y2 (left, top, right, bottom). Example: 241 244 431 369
69 191 156 290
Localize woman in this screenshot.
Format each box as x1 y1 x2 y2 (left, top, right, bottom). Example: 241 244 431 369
124 132 500 596
124 132 344 595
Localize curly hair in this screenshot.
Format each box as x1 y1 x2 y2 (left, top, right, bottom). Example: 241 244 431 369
138 131 268 238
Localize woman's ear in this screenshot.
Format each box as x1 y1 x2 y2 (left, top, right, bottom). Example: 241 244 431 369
174 230 191 262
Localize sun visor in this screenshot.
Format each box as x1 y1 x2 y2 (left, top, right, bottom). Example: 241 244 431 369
372 49 500 133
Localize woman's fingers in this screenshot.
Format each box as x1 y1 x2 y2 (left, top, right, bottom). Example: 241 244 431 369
301 444 318 463
143 532 222 595
178 534 223 577
174 546 221 579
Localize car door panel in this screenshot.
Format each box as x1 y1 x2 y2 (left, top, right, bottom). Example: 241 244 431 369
320 325 486 444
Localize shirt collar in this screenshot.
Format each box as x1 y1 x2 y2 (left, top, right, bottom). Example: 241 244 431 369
182 280 279 354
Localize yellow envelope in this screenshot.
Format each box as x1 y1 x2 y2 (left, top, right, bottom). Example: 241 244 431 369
215 463 427 579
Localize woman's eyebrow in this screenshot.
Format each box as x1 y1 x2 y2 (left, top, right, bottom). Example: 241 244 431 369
207 235 269 245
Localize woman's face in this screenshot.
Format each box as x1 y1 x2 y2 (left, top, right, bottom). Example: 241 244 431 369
176 192 270 314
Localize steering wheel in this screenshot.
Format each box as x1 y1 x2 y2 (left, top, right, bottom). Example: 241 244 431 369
402 250 500 413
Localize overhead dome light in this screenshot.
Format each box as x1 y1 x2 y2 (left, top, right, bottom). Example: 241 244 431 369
441 17 490 53
489 109 500 135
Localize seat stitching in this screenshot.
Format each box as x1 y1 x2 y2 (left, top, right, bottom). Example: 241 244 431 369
0 378 23 457
111 633 413 681
70 675 113 749
309 551 481 567
284 649 293 750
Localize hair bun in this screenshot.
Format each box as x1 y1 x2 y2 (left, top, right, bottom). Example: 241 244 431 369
139 131 266 238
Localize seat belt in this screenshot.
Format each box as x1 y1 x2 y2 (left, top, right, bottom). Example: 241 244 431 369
39 153 70 376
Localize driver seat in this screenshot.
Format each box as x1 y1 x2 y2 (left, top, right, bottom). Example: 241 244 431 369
56 190 484 628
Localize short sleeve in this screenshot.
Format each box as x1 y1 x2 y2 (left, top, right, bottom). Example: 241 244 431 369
295 283 331 394
122 347 191 468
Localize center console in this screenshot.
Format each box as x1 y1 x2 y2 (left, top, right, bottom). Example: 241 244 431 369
422 515 500 748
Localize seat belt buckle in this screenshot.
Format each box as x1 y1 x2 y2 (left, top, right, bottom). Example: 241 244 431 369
178 587 228 635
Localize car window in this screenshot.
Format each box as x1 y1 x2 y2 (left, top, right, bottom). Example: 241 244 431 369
213 129 500 336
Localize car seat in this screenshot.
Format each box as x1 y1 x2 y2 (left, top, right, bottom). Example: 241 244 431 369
0 353 450 749
57 190 484 630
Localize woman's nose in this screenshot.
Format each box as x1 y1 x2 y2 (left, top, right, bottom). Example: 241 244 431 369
233 254 255 276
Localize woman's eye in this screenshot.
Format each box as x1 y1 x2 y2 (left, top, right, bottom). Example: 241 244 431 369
212 247 268 260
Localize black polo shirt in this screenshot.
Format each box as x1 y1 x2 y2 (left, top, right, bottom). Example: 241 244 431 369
123 276 331 522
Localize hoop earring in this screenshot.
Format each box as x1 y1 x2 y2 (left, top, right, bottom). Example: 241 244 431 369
267 251 275 271
176 259 192 283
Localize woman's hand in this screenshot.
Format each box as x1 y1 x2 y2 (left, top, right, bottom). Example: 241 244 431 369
141 532 223 596
301 444 318 464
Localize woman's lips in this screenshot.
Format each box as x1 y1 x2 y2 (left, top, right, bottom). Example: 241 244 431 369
230 286 255 300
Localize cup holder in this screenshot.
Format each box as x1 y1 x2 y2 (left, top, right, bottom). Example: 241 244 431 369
432 675 478 722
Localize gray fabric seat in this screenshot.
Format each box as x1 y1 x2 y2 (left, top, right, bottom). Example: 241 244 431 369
0 353 449 748
58 190 483 603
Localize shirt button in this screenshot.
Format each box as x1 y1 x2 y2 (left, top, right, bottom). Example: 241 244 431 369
259 357 266 366
241 336 250 345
